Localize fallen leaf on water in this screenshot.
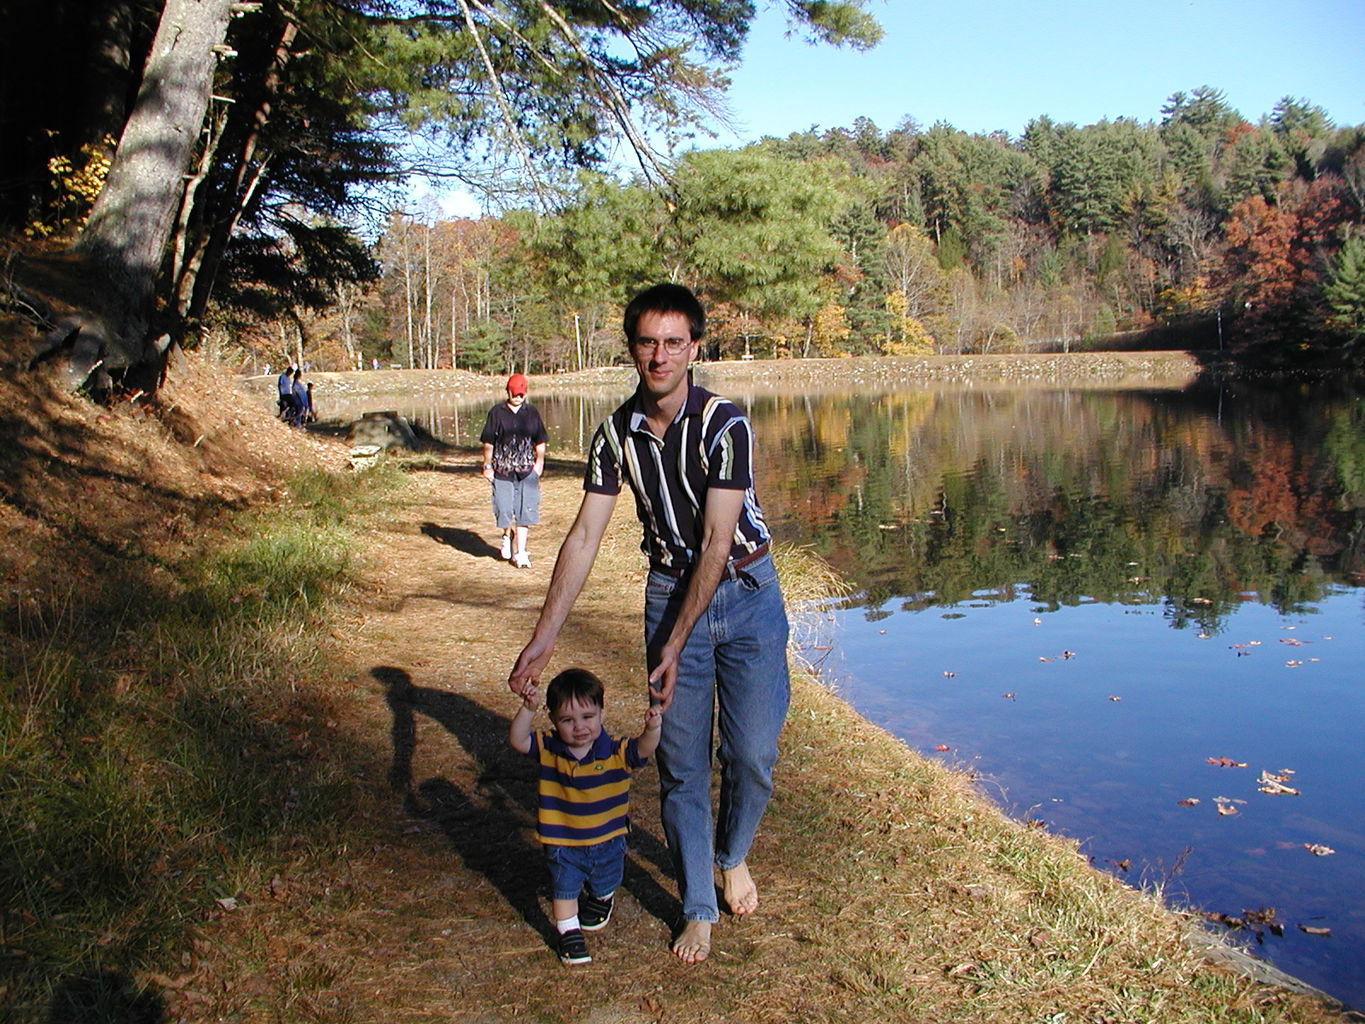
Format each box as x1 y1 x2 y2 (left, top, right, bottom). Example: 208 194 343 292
934 744 951 752
1249 640 1263 646
1206 756 1248 768
1001 692 1016 700
1039 657 1052 663
942 671 956 677
1217 803 1239 816
1304 844 1336 856
1032 617 1042 626
1108 695 1122 701
1285 660 1303 668
1177 798 1201 807
1299 925 1332 937
1214 796 1246 816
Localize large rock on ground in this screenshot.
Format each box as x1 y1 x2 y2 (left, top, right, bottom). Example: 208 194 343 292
347 411 419 450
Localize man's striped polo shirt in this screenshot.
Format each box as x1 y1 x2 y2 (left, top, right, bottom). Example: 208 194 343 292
584 381 772 570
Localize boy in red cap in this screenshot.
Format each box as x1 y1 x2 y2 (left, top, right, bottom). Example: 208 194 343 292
481 373 548 567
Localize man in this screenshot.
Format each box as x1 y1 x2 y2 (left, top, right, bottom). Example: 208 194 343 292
508 283 790 964
481 373 548 567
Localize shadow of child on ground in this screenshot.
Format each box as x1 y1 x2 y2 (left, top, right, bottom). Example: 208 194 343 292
374 666 680 945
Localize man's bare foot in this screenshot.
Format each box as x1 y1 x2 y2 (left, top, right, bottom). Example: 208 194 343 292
721 862 759 916
671 920 711 963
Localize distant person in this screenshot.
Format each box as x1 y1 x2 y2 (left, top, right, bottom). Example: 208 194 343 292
372 357 380 371
290 369 308 427
303 381 316 424
480 373 548 567
508 668 662 965
508 283 790 964
277 364 297 421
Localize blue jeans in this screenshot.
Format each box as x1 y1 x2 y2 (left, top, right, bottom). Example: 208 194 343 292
544 835 627 902
644 552 790 923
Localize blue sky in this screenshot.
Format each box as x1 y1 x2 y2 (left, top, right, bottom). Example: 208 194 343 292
719 0 1364 143
416 0 1362 216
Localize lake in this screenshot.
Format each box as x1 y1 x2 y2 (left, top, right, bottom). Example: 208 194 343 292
322 374 1365 1009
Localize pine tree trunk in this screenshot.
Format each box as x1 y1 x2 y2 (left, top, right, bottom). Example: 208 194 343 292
70 0 235 384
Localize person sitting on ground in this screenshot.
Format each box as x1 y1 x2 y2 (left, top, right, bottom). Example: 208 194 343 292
508 667 662 965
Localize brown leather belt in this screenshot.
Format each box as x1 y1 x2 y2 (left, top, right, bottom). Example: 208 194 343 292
649 542 769 578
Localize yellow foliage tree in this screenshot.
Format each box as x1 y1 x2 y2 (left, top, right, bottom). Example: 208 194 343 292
26 136 115 239
884 290 936 355
811 302 852 356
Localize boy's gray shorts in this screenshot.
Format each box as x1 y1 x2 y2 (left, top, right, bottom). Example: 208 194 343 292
491 473 541 528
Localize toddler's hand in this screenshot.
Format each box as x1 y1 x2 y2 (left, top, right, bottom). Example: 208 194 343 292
644 704 663 730
521 686 540 710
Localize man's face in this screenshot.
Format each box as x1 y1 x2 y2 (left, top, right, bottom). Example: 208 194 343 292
630 310 697 401
551 696 603 751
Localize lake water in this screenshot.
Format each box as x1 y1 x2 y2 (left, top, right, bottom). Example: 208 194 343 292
321 375 1365 1009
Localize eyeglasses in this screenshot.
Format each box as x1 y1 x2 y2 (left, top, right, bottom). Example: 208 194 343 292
631 337 694 356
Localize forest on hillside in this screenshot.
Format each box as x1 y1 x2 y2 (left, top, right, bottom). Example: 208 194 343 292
352 98 1365 374
2 1 1361 391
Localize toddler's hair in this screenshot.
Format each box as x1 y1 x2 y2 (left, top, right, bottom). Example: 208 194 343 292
545 668 605 714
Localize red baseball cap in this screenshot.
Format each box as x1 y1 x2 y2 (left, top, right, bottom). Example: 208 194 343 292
507 373 528 395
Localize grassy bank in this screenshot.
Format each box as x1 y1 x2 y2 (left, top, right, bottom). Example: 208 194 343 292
0 459 410 1020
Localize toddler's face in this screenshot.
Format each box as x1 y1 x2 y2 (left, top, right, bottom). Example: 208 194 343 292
551 696 603 750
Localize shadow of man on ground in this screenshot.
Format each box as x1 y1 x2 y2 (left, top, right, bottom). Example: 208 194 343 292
374 666 679 942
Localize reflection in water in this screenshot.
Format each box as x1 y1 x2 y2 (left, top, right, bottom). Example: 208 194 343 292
744 385 1364 625
324 380 1365 1007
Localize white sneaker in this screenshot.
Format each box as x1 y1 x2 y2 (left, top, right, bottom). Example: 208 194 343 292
500 535 513 560
513 551 531 568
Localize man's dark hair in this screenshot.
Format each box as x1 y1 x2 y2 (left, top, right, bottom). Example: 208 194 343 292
623 283 705 342
545 668 605 714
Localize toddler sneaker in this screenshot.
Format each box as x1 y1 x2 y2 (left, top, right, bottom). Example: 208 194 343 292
513 551 531 568
579 894 613 932
558 928 591 965
500 534 513 561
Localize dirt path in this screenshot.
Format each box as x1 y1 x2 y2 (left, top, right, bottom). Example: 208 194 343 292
196 449 741 1023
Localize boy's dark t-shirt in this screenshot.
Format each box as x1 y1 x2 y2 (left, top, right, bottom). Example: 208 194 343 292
480 403 548 478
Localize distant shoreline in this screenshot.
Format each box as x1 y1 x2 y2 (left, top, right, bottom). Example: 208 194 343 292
250 350 1206 401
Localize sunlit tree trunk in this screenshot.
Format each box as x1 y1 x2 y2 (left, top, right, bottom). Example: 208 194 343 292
69 0 235 385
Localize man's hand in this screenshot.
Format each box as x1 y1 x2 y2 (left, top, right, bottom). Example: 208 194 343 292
648 643 681 710
508 635 554 696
